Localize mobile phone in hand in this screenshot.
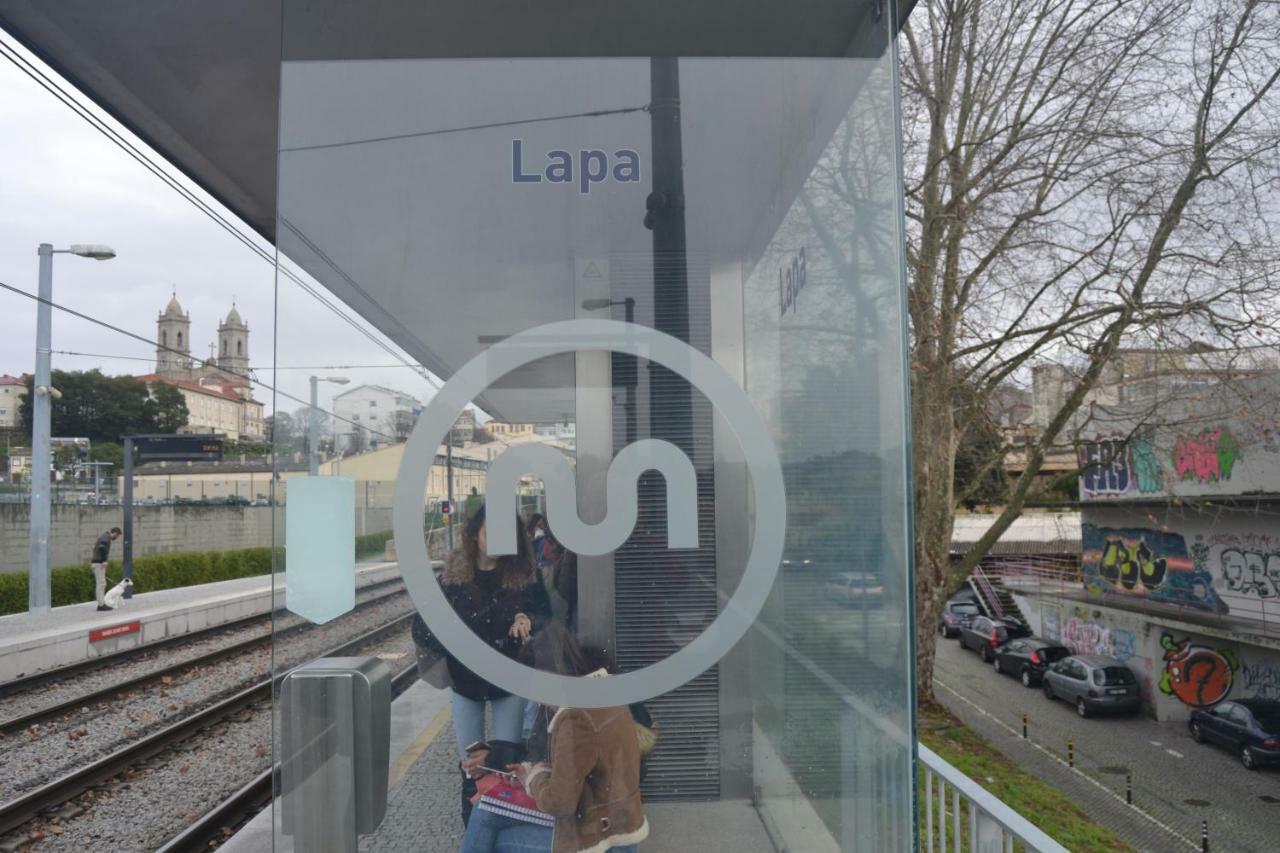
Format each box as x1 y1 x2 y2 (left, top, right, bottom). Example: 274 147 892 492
464 740 490 754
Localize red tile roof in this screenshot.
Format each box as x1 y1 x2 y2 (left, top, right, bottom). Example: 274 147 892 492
135 373 246 402
0 374 25 386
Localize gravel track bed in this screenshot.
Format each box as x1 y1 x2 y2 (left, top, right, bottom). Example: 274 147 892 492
10 631 416 853
0 581 404 724
0 592 414 804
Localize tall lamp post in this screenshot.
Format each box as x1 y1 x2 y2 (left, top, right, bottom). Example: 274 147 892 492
29 243 115 613
309 375 349 475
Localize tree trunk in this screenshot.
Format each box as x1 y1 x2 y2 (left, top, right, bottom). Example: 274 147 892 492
912 366 958 704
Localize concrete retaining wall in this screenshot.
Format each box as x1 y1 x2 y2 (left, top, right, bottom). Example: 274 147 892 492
0 504 393 573
1014 592 1280 722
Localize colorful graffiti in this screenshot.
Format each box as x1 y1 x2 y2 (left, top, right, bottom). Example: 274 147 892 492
1174 429 1241 483
1100 538 1168 591
1159 633 1238 708
1131 436 1162 494
1082 525 1228 613
1079 435 1162 497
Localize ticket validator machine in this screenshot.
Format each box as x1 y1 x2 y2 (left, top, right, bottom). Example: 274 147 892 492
280 657 392 851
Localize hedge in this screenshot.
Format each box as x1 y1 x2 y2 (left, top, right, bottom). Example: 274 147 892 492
0 547 275 616
356 530 393 560
0 530 396 616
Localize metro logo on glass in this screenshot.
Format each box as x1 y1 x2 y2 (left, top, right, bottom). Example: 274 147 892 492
511 139 641 194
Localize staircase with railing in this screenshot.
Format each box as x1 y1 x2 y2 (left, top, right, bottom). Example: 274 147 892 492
967 564 1028 627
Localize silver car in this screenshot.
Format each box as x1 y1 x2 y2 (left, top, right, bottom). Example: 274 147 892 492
1042 655 1141 718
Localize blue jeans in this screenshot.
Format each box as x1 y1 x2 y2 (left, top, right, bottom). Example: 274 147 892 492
452 690 527 760
460 809 638 853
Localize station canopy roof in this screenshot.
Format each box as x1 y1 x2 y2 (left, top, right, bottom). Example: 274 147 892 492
0 1 914 423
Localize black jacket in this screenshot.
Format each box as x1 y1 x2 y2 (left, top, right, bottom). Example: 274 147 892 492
413 550 551 702
90 531 114 564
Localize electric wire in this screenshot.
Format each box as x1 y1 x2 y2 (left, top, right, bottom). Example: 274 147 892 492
0 35 441 391
280 105 649 153
0 280 399 445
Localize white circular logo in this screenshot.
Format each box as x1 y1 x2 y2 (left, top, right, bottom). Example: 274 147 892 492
394 319 785 707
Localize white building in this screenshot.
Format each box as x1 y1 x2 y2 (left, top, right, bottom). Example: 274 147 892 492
0 375 24 430
333 384 421 453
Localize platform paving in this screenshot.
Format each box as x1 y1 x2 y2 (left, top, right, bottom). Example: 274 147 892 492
0 562 399 681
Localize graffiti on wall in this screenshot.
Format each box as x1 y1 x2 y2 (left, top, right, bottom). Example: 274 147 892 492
1061 617 1137 663
1174 429 1242 484
1240 660 1280 700
1079 435 1163 497
1159 633 1237 708
1079 437 1131 496
1131 436 1162 494
1083 525 1228 613
1189 533 1280 607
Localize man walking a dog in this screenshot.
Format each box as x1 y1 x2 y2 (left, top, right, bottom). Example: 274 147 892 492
90 527 122 611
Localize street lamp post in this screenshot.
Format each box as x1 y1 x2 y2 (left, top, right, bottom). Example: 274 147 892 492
309 375 349 475
29 243 115 613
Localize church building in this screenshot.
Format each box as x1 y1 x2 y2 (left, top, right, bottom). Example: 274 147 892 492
139 294 264 441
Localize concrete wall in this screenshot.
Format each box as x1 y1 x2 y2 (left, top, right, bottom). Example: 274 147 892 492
1014 593 1280 722
0 503 393 572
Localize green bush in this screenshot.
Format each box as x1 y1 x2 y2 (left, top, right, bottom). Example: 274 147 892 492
356 530 393 560
0 545 280 616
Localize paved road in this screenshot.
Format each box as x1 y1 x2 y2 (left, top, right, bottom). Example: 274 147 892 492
935 636 1280 853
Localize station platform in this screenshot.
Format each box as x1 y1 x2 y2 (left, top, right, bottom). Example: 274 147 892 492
0 561 401 683
224 679 781 853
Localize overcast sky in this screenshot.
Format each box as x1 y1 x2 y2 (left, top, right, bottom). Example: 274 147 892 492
0 35 442 425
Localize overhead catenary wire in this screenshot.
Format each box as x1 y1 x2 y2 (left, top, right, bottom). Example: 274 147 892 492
0 280 400 445
0 35 441 392
51 350 423 371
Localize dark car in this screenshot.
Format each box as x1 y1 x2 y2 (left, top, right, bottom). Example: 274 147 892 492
1189 699 1280 770
1042 655 1141 717
823 571 886 607
958 615 1032 661
991 638 1072 687
939 599 981 638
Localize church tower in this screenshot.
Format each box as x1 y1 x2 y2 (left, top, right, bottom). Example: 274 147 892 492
217 303 250 377
156 293 192 378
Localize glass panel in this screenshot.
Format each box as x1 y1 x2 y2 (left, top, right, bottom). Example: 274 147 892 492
271 5 912 853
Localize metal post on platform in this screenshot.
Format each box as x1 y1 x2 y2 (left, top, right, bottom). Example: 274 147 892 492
446 440 455 552
122 436 134 598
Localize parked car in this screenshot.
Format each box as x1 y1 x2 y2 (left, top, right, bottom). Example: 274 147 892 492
939 599 981 638
1188 699 1280 770
991 637 1072 686
1042 655 1141 717
958 615 1032 661
822 571 885 607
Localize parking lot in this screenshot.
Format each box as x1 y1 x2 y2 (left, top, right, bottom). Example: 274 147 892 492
934 635 1280 852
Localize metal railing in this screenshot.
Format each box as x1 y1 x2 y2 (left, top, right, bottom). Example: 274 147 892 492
980 554 1280 641
919 743 1068 853
970 564 1008 620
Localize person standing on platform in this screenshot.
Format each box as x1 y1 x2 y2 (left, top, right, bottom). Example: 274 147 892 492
414 505 550 826
89 527 121 612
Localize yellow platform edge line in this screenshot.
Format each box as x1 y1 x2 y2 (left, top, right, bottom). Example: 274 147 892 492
389 703 452 788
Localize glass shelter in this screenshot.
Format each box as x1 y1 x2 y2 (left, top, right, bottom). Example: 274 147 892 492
271 2 915 851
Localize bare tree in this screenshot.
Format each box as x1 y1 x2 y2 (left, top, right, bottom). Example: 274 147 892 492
901 0 1280 701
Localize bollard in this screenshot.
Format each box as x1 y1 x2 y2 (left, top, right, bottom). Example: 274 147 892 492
1201 820 1208 852
1067 739 1075 768
1022 712 1028 739
1126 773 1132 805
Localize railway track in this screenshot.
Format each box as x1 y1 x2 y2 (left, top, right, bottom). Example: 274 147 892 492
0 611 417 841
0 579 407 737
154 663 420 853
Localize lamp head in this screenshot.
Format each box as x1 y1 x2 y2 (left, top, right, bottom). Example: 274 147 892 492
68 244 116 261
